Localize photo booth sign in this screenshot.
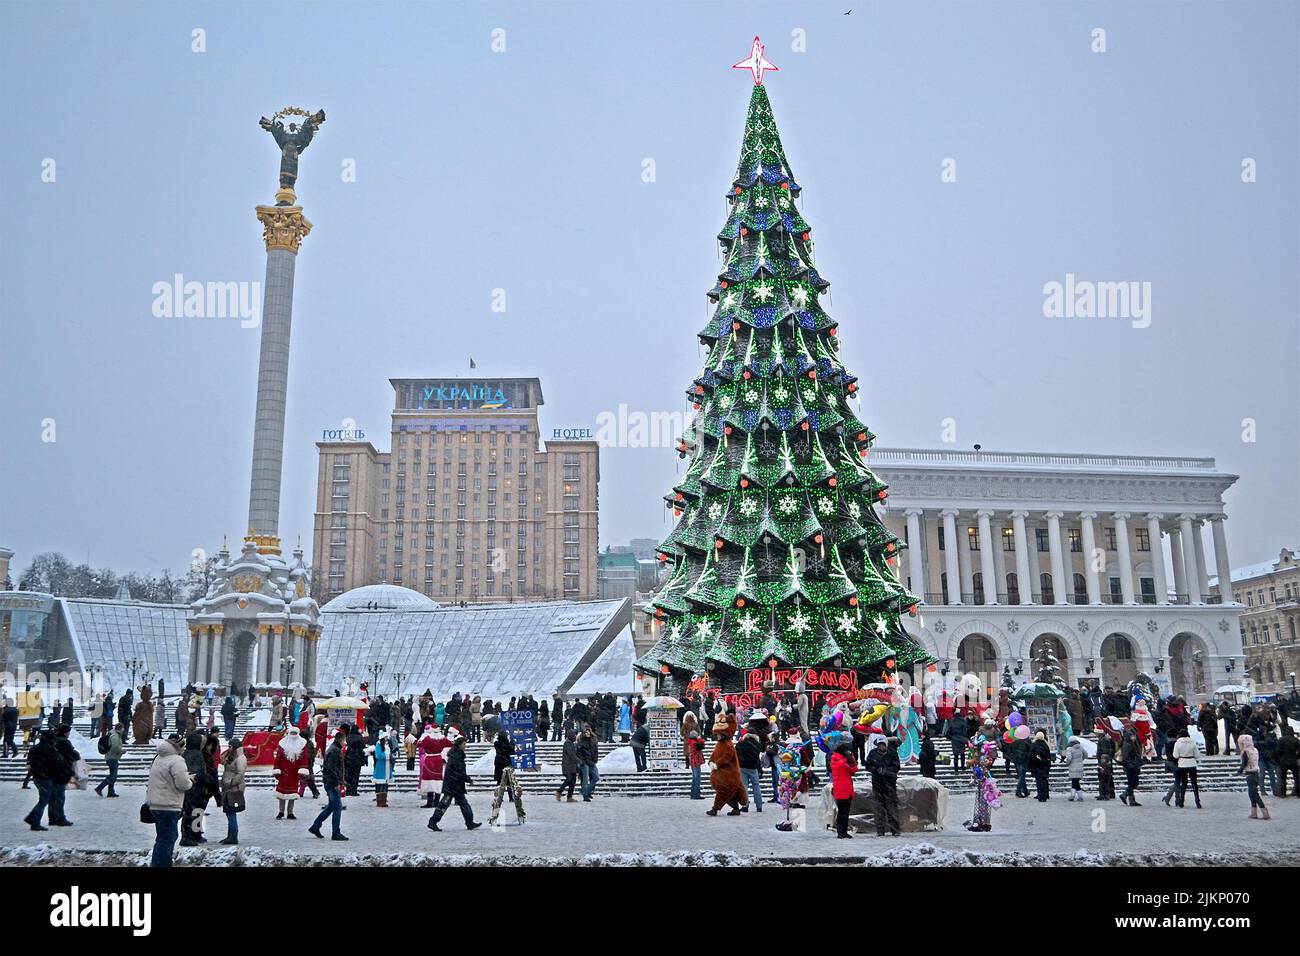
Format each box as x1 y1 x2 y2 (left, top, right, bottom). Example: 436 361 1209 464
502 708 537 769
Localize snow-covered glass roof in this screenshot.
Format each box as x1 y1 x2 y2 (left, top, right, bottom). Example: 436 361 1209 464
565 626 638 698
61 598 191 693
316 598 632 699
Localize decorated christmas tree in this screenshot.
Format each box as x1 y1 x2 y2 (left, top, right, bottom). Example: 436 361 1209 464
1033 641 1067 690
635 39 931 693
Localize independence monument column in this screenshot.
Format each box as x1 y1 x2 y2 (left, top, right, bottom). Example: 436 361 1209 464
248 106 325 542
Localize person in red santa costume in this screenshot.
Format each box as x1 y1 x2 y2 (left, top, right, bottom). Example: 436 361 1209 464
313 712 329 760
1130 697 1155 757
416 723 455 809
273 725 310 820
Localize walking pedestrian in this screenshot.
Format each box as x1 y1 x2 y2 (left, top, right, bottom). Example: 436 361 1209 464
1064 735 1086 800
308 732 348 840
1170 727 1201 808
146 734 192 867
22 730 71 831
416 723 452 808
947 710 970 771
736 726 763 812
1095 728 1117 800
219 737 247 845
180 731 218 846
488 732 526 826
343 722 366 796
577 724 600 801
683 712 706 799
221 695 238 740
1119 726 1144 806
1277 725 1300 797
1237 733 1270 820
427 735 480 831
555 727 580 802
94 721 125 798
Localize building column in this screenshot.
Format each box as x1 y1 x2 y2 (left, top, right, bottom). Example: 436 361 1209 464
1211 516 1234 603
941 509 962 605
195 629 211 685
1192 519 1211 597
976 510 998 604
1080 512 1101 604
1046 511 1069 605
1113 512 1136 604
1147 514 1169 604
257 627 272 686
1170 529 1187 602
272 625 285 686
905 509 925 598
187 627 200 684
289 628 304 686
957 513 975 603
208 626 223 688
1011 511 1033 605
1179 514 1202 604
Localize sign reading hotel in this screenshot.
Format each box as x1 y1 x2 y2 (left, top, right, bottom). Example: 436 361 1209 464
412 381 513 410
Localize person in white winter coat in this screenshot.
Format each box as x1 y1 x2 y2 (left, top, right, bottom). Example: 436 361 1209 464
1064 736 1087 800
1171 728 1201 808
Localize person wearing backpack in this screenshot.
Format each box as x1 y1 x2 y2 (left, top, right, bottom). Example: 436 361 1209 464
94 722 126 798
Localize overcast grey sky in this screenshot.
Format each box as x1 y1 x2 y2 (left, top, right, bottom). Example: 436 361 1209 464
1 0 1296 581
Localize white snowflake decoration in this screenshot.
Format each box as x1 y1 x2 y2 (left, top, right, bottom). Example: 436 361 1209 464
817 497 835 516
787 609 812 636
694 619 714 639
777 496 798 515
739 498 758 517
773 385 790 403
722 290 738 310
790 286 808 309
707 501 723 521
873 614 889 638
755 191 769 208
847 501 861 520
737 615 760 639
718 393 733 409
745 388 759 403
751 280 774 303
836 612 856 636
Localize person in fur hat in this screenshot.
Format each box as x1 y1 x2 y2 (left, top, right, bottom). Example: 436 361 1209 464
371 729 394 807
273 725 310 819
706 712 744 816
417 723 453 808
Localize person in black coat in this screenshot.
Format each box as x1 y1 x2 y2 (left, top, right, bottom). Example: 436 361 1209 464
630 722 650 772
1008 733 1031 797
343 724 366 796
180 731 217 845
736 730 764 811
946 711 970 770
1276 725 1300 797
23 730 72 830
308 734 347 840
551 696 565 741
555 728 580 801
428 736 480 831
1028 731 1053 801
1094 732 1117 800
918 730 937 779
1 697 18 757
492 731 515 786
864 737 902 836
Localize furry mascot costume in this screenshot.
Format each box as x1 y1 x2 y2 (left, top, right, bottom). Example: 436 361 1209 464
706 712 744 816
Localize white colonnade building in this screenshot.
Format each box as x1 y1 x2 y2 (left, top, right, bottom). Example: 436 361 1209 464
873 448 1244 699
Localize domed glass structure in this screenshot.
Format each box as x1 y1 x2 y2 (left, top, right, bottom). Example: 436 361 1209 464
321 583 439 612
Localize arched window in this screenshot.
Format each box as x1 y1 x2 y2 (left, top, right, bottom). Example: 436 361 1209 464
1007 572 1020 604
1073 573 1087 604
1040 572 1054 604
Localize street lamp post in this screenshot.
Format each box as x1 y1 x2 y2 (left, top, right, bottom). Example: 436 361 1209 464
392 671 408 699
279 656 296 688
368 661 385 697
123 658 142 689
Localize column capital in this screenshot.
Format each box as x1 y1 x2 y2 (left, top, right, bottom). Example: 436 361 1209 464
1079 511 1098 520
1112 511 1131 521
1010 510 1030 520
940 508 961 518
1177 513 1197 522
904 507 925 517
255 205 312 253
1145 512 1165 521
1211 514 1227 524
1045 510 1064 520
975 509 995 519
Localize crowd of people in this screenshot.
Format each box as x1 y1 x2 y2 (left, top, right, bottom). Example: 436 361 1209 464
10 675 1299 863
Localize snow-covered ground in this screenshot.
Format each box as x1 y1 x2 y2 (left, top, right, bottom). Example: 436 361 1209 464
2 780 1297 866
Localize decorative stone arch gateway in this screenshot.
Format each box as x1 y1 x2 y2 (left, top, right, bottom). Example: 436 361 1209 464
910 626 941 662
1160 619 1219 699
1091 618 1155 662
